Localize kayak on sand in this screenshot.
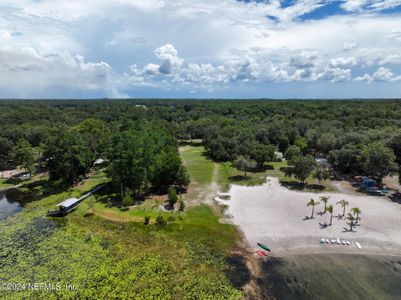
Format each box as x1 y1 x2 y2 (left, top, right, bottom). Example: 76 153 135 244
256 250 267 257
257 243 271 252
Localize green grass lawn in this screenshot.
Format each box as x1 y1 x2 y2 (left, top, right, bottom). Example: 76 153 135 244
179 145 214 185
265 161 338 192
0 178 15 188
217 161 266 190
180 144 266 192
179 145 335 192
0 171 50 189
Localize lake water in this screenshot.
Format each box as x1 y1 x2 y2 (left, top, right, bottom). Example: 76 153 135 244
0 189 23 220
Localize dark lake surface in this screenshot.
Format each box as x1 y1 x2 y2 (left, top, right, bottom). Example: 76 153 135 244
0 189 23 220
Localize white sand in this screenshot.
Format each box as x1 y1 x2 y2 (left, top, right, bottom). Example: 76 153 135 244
222 177 401 257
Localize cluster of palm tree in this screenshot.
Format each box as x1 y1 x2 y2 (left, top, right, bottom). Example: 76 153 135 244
306 196 361 230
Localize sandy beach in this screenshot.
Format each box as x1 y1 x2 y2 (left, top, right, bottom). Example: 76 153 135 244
220 177 401 257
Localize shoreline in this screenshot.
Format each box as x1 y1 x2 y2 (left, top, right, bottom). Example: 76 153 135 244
0 184 22 192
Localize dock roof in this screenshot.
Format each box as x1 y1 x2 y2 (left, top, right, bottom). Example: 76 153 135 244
57 198 80 208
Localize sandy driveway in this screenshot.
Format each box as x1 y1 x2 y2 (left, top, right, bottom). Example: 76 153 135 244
220 177 401 257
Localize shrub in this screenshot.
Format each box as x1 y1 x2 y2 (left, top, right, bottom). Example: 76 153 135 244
178 199 185 212
167 186 178 209
167 215 175 222
84 232 92 242
155 215 166 226
144 216 150 225
122 194 133 207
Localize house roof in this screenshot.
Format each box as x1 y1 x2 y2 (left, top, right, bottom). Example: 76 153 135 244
57 198 80 208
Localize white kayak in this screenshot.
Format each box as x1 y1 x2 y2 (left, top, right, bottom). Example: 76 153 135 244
356 242 362 249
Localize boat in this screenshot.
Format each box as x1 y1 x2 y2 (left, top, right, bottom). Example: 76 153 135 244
257 243 271 252
356 242 362 249
256 250 267 257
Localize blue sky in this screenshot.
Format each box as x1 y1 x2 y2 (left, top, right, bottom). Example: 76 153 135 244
1 0 401 99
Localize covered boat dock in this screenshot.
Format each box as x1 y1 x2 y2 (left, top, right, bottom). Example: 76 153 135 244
47 184 106 217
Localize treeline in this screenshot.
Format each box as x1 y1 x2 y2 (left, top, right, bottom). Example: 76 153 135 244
0 107 189 196
1 99 401 186
174 101 401 184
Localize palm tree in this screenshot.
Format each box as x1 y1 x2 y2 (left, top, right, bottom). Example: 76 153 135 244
346 213 355 231
327 205 334 225
307 198 320 219
351 207 361 224
336 199 349 217
319 196 330 213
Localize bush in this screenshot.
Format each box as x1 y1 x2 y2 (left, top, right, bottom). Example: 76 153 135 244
167 215 175 222
78 174 85 182
84 232 92 242
155 215 166 226
144 216 150 225
122 194 133 207
178 199 185 212
167 186 178 209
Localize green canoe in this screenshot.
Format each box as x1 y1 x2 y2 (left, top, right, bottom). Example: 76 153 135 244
257 243 271 252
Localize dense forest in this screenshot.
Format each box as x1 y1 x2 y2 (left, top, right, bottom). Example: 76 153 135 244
1 99 401 193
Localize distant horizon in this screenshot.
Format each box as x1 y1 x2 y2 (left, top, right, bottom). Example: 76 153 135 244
1 97 401 101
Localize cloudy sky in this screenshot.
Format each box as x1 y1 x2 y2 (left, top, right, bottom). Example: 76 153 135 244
1 0 401 98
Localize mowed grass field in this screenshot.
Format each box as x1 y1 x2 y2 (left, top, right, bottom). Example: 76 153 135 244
179 145 214 185
180 144 266 194
180 145 336 193
265 161 337 192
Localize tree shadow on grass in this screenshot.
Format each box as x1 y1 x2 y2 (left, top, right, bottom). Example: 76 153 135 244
307 184 326 191
228 175 250 182
280 180 326 191
98 193 122 209
178 140 203 147
2 177 21 185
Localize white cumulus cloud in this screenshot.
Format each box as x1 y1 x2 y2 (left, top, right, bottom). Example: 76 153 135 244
154 44 183 74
